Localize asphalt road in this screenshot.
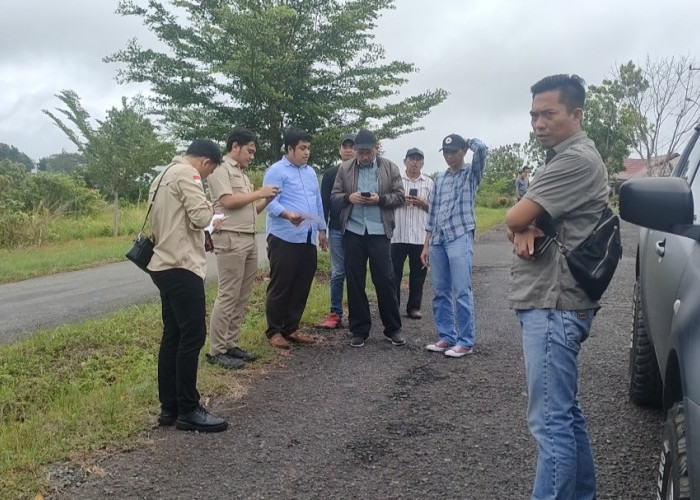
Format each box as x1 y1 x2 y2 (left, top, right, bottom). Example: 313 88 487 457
54 220 663 499
0 235 268 346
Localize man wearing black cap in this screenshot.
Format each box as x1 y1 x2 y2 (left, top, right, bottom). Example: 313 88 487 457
421 134 488 358
331 129 405 348
391 147 434 320
319 133 356 328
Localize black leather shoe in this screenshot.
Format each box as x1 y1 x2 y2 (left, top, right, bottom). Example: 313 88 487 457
407 309 422 320
158 408 178 426
206 353 245 370
226 347 257 362
385 331 406 346
176 406 228 433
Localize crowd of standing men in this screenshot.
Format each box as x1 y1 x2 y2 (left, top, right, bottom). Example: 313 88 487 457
144 72 609 499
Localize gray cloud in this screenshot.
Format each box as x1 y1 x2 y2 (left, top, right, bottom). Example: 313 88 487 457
1 0 699 171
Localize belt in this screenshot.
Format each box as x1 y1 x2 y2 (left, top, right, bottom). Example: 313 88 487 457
220 230 256 237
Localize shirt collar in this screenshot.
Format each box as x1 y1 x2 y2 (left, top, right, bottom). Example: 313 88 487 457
282 156 308 169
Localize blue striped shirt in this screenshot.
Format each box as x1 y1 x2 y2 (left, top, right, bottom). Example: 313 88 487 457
426 138 487 244
264 156 326 245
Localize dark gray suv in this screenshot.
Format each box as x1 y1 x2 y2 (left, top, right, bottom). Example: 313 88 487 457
620 123 700 499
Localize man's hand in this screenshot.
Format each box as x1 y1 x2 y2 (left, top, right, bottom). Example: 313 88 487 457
318 230 328 251
282 210 304 226
407 195 429 211
258 184 280 199
420 244 429 268
349 192 379 205
511 226 544 260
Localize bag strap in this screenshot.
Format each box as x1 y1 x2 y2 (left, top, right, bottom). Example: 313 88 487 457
139 163 175 234
544 205 613 256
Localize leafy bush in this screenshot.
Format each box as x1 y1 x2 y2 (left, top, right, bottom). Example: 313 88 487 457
19 172 101 216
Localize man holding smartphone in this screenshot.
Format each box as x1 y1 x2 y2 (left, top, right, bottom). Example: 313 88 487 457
391 148 434 320
331 129 405 348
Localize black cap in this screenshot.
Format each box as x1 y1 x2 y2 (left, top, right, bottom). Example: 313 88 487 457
405 148 424 159
340 133 355 146
354 129 377 149
439 134 467 152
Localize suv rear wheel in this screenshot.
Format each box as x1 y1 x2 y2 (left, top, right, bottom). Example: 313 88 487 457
629 280 663 407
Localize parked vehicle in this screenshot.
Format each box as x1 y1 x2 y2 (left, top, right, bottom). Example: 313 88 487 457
620 123 700 499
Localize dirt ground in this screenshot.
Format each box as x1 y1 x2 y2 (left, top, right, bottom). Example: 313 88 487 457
54 224 662 499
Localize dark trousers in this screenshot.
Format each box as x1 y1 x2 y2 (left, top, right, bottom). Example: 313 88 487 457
150 268 206 414
343 231 402 339
391 243 427 312
265 234 317 338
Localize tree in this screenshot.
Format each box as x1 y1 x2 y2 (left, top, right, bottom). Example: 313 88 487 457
43 90 176 236
611 57 700 176
476 137 544 207
0 143 34 172
107 0 448 168
38 151 85 174
583 81 640 175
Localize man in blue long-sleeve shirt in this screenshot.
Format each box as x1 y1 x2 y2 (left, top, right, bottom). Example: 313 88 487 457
421 134 487 357
263 127 328 348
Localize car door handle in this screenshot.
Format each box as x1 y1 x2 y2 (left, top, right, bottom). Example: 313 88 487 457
655 238 666 257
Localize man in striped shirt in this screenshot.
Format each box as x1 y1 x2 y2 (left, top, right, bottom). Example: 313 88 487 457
391 148 434 320
421 134 488 358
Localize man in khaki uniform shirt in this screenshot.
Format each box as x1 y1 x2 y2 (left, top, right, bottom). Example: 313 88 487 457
148 139 228 433
207 127 278 369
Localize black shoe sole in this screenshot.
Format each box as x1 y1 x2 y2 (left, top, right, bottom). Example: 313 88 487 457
175 420 229 433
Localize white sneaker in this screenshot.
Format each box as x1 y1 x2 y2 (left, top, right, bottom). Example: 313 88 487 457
426 340 452 352
444 345 474 358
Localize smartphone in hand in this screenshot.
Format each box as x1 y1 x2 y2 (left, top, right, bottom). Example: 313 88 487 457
361 192 371 197
408 188 418 197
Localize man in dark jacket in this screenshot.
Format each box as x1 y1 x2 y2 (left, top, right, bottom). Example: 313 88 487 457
330 129 405 348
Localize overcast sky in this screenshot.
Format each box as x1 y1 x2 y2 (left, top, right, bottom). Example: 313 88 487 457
2 0 700 174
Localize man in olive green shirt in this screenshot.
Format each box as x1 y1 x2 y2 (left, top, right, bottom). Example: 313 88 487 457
506 74 608 499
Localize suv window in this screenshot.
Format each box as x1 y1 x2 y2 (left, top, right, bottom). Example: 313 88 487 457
678 129 700 184
687 134 700 222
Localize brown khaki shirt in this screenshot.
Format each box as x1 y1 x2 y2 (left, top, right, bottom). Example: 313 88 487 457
207 156 257 234
509 132 609 310
147 156 213 279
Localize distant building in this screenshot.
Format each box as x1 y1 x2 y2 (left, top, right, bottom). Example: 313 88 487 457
611 153 680 194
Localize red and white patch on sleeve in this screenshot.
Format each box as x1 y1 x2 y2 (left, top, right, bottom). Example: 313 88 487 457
193 175 203 188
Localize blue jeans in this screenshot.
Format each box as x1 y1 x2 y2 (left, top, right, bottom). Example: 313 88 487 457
429 232 475 348
329 228 345 316
517 308 596 500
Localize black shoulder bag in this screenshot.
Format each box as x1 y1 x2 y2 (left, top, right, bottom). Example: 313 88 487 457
542 206 623 301
125 166 172 273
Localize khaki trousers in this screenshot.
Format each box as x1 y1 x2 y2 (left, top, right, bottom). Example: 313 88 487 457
209 232 258 356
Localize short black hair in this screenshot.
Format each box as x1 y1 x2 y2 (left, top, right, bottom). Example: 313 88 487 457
225 127 257 153
186 139 222 165
283 127 313 152
530 74 586 112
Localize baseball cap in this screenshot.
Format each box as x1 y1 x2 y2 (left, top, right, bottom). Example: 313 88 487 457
405 148 424 159
439 134 467 152
353 129 377 150
340 133 355 146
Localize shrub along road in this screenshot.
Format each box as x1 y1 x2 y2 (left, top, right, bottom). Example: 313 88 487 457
56 222 662 499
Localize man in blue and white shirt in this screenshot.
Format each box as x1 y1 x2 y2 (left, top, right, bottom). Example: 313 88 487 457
421 134 487 357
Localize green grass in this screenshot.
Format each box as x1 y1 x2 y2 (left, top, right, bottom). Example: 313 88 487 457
475 206 507 236
0 237 134 284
